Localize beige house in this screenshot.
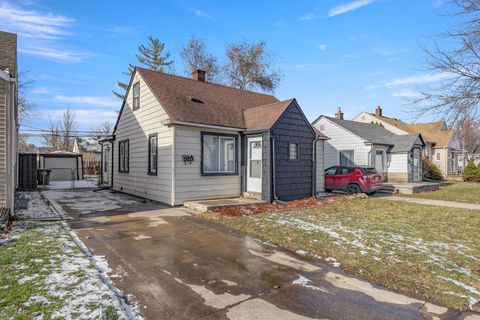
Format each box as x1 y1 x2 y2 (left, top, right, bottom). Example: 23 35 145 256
0 31 18 220
354 107 461 177
109 68 326 206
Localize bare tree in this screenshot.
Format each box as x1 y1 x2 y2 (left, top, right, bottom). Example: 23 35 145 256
18 134 37 153
413 0 480 122
223 40 282 93
91 121 113 138
42 109 77 151
42 118 61 150
181 36 220 82
60 108 77 151
455 113 480 161
18 70 36 125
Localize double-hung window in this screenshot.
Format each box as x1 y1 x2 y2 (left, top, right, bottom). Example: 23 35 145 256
148 134 158 175
119 140 129 172
132 82 140 110
202 133 237 175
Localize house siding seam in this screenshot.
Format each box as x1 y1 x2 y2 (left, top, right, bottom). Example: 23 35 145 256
271 103 315 201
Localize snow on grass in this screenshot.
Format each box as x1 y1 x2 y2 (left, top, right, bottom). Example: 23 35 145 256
211 198 480 311
14 191 58 219
0 222 142 319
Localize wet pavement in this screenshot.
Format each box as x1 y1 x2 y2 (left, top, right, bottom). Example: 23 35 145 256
48 189 478 320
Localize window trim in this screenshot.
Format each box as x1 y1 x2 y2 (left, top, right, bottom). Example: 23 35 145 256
148 133 158 176
289 142 298 160
436 152 441 161
118 139 129 173
200 131 238 176
132 81 140 110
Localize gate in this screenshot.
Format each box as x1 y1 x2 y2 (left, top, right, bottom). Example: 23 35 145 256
18 153 37 190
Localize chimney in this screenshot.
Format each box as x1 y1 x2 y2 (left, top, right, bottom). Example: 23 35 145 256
335 107 344 120
375 106 382 117
192 69 206 82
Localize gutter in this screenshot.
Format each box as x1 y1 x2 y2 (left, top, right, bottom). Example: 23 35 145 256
164 119 245 132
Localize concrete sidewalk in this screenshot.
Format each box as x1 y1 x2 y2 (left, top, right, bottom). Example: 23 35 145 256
376 195 480 210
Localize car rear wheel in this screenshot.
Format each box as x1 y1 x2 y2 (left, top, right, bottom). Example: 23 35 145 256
347 184 362 194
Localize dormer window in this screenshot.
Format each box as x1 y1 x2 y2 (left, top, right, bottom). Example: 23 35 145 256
133 82 140 110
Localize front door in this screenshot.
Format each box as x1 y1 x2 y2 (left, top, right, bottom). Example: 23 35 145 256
247 137 262 193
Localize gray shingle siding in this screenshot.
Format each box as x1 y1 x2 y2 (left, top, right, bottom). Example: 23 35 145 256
271 103 315 201
261 132 271 202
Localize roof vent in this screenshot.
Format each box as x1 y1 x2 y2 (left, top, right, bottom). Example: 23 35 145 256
190 97 204 104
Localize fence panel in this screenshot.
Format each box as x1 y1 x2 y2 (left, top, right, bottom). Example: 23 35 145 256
18 153 38 191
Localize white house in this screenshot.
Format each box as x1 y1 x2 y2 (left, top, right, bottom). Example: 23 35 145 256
107 67 327 206
0 31 18 221
354 107 461 176
313 109 425 183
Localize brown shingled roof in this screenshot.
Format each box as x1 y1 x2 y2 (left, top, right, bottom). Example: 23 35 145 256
138 68 279 129
370 114 453 147
243 99 294 132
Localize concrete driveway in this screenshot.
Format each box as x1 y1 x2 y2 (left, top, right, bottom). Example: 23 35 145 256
46 189 476 320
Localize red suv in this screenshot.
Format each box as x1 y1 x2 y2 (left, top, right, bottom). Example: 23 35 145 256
324 166 383 195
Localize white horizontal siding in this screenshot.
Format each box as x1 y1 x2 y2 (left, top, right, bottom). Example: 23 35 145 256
113 71 173 205
388 153 407 172
173 125 241 205
315 140 325 193
314 117 371 168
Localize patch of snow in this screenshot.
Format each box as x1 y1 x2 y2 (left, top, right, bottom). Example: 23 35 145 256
295 249 307 256
18 274 39 285
0 236 18 245
15 192 58 219
221 279 238 286
46 179 98 190
325 257 341 268
292 275 329 293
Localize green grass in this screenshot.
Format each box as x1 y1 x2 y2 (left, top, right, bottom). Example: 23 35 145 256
399 183 480 204
204 198 480 311
0 222 121 319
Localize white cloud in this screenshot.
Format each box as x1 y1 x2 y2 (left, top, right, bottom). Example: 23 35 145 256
300 12 317 20
384 72 453 87
183 4 213 19
32 87 54 94
273 19 288 27
391 89 422 98
328 0 374 17
0 2 73 39
372 47 409 56
19 47 84 63
318 44 327 51
53 95 119 108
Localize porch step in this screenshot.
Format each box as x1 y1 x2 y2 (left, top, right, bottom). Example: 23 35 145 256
243 192 262 200
379 182 442 195
183 197 265 213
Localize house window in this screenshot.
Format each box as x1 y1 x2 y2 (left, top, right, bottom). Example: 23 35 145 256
201 132 237 175
289 143 298 160
339 150 354 166
436 152 441 161
118 140 129 172
148 134 157 175
132 82 140 110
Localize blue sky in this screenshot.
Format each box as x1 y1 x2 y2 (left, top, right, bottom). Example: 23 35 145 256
1 0 459 145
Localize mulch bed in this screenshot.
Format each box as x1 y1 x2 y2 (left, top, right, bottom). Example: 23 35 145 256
209 194 363 217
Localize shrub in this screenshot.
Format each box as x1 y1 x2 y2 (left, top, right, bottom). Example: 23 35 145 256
423 157 444 181
462 161 479 182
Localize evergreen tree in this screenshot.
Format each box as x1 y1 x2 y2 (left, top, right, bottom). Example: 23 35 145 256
113 36 174 99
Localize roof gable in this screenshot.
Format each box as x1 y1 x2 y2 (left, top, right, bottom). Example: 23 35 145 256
244 99 294 132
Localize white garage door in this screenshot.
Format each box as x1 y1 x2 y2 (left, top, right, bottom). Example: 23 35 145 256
44 157 78 181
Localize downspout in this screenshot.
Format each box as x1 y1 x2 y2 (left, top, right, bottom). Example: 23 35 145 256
312 137 320 197
272 137 277 201
171 126 176 206
111 140 114 188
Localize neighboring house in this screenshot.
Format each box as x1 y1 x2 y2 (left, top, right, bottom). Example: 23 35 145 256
0 31 18 220
313 109 425 183
73 137 102 161
354 107 461 176
108 67 327 206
